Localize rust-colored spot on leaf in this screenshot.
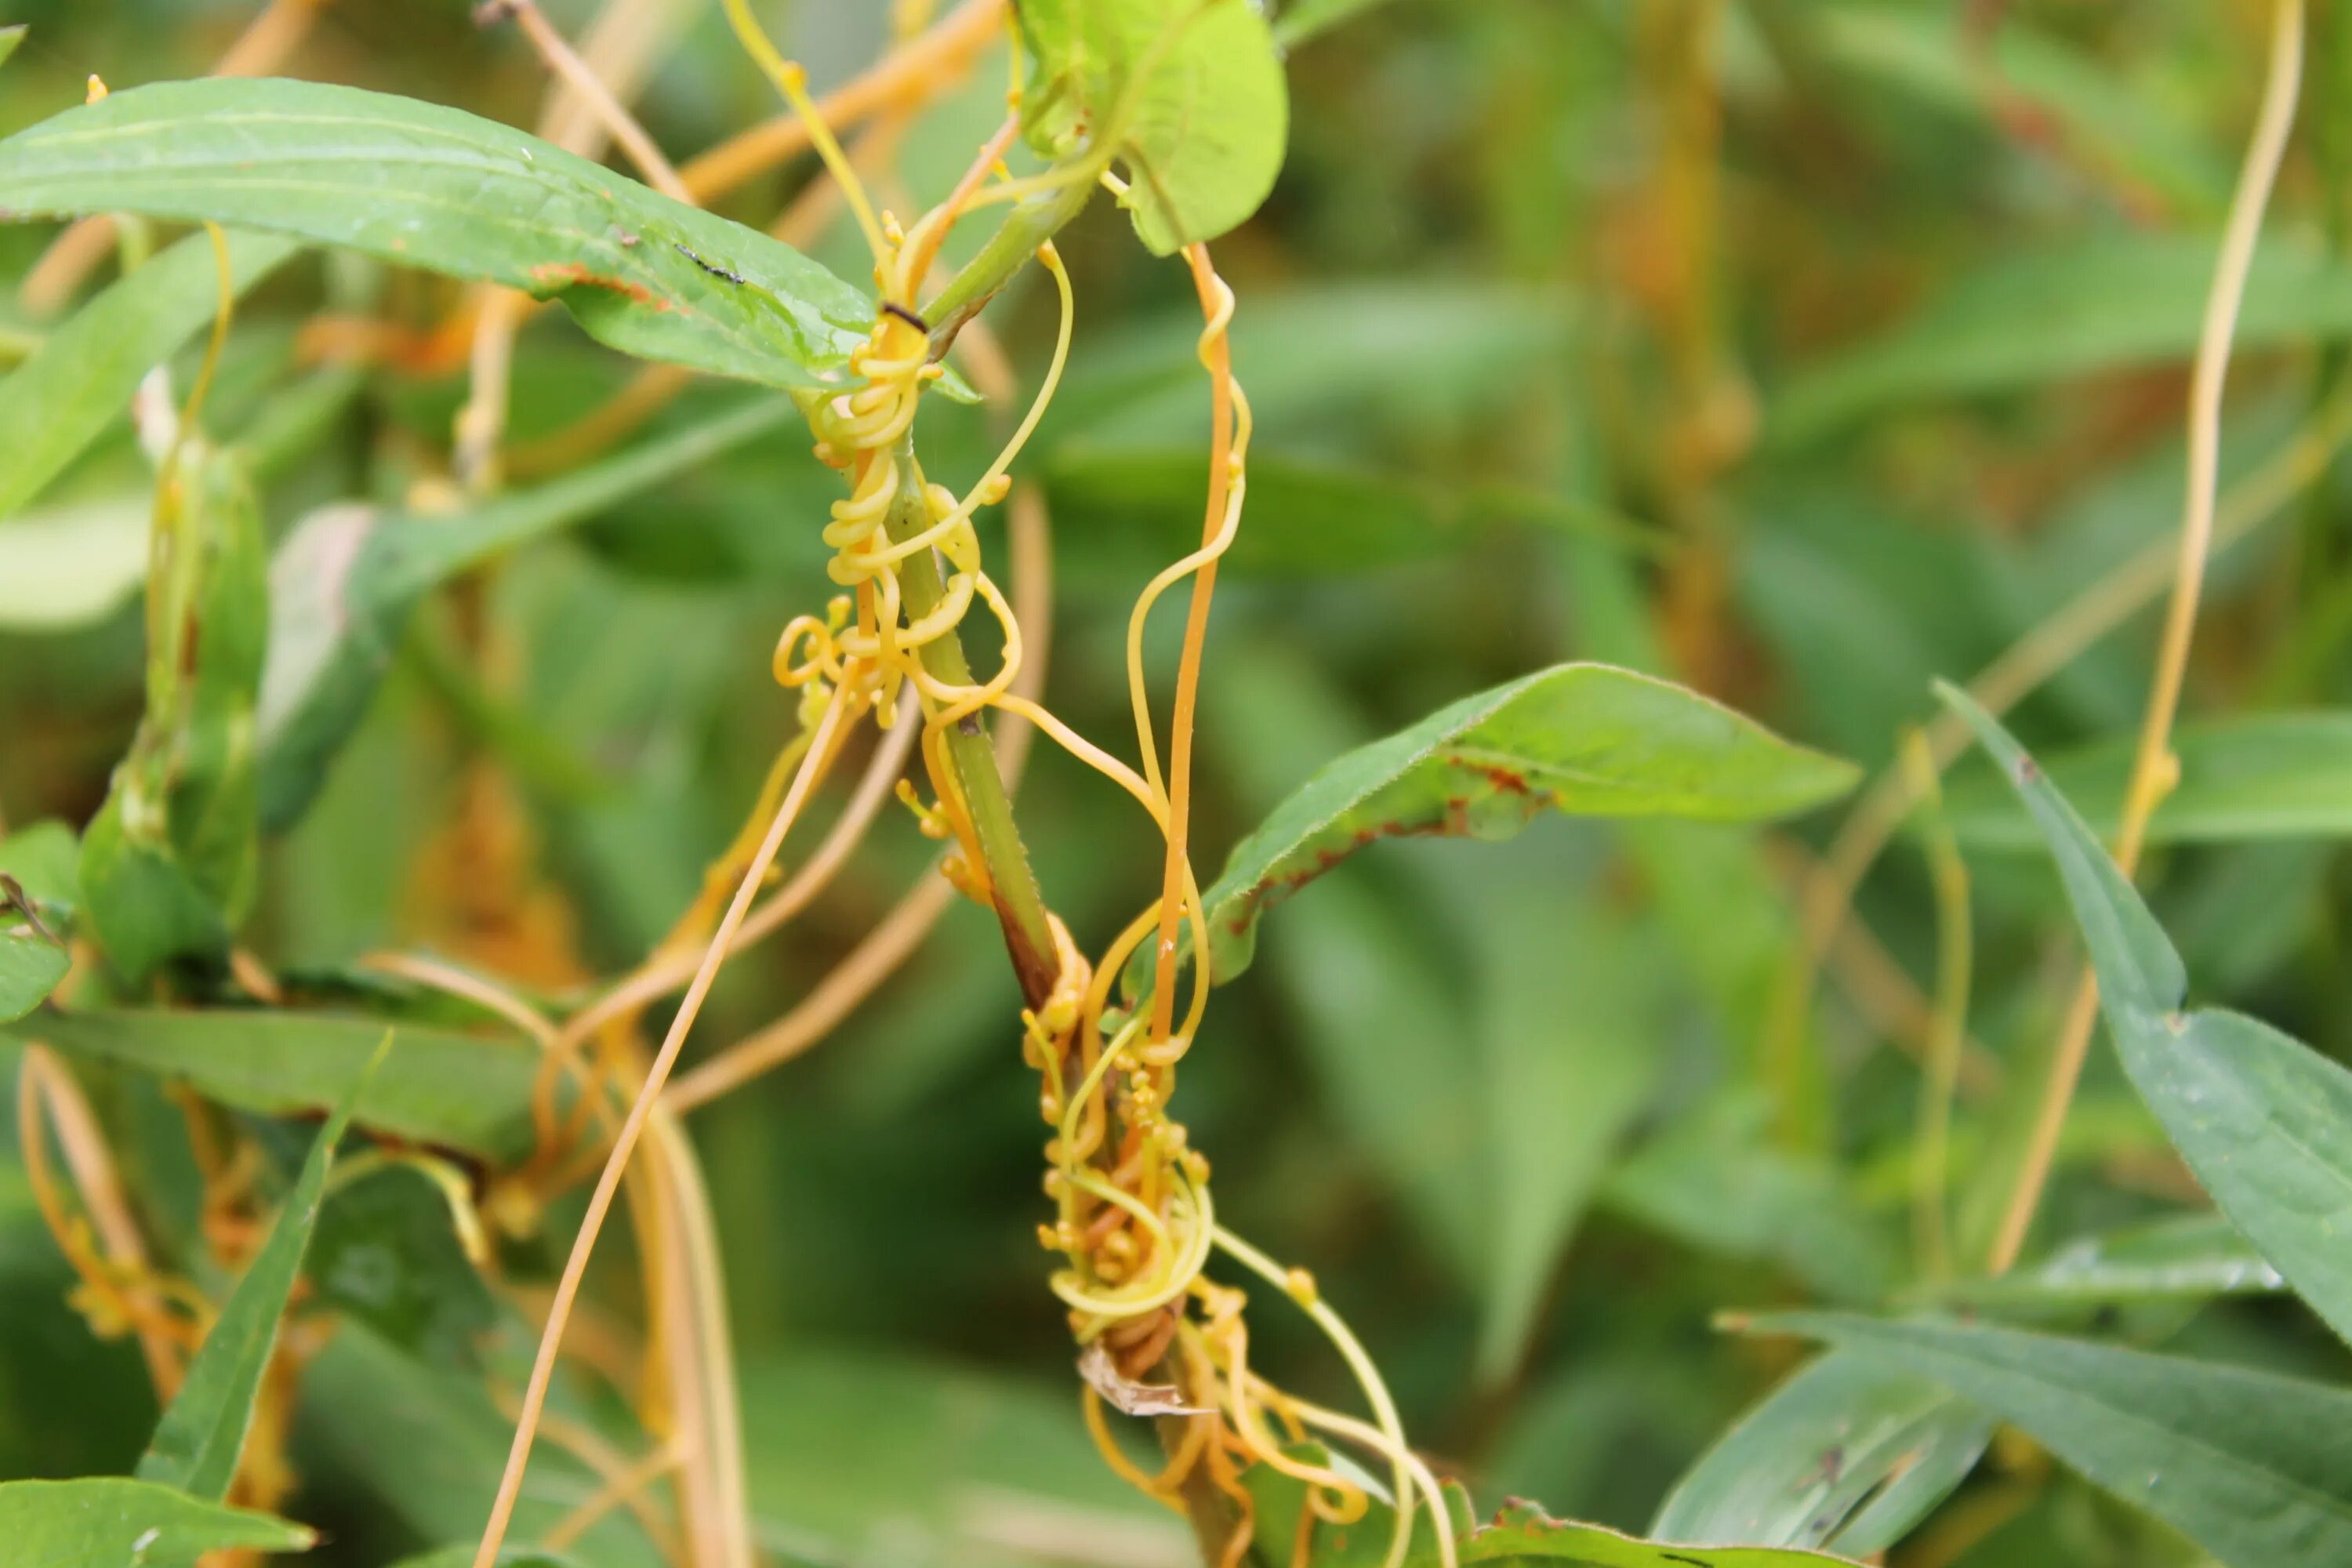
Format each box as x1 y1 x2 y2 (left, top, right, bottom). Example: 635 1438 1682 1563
528 261 666 309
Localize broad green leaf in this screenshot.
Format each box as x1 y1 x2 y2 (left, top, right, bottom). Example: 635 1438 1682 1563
1940 713 2352 849
1016 0 1289 253
79 445 268 978
0 26 23 70
257 395 797 829
1130 663 1857 997
1770 236 2352 445
0 79 873 390
0 1475 314 1566
1916 1214 2282 1314
11 1008 544 1161
1459 1503 1861 1566
140 1037 379 1498
0 493 151 631
0 229 296 521
1942 685 2352 1346
1655 1350 1992 1558
1754 1311 2352 1568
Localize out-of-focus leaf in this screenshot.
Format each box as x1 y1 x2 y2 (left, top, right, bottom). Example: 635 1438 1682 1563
1473 868 1665 1383
1944 685 2352 1348
1047 445 1445 575
0 26 23 69
1047 283 1573 450
1940 713 2352 848
1754 1312 2352 1568
257 396 796 829
139 1039 376 1498
1916 1214 2283 1314
0 494 151 632
1655 1350 1991 1557
1458 1503 1861 1565
1130 663 1856 997
309 1164 495 1371
12 1009 543 1161
0 80 873 390
1808 5 2229 214
78 445 267 979
300 1324 666 1568
1600 1099 1900 1301
1275 0 1400 47
1017 0 1288 253
0 1475 314 1565
1772 236 2352 444
737 1349 1186 1567
0 229 296 521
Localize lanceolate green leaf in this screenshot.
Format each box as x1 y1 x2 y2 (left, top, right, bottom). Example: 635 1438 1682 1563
258 395 797 829
389 1551 583 1568
1655 1350 1991 1558
1459 1504 1862 1566
1016 0 1289 254
0 26 24 70
1942 684 2352 1348
1128 663 1857 997
0 78 872 390
0 1475 314 1566
1754 1312 2352 1568
140 1037 381 1499
10 1008 544 1161
1915 1214 2282 1314
79 445 268 979
1940 713 2352 849
0 229 296 521
1771 235 2352 445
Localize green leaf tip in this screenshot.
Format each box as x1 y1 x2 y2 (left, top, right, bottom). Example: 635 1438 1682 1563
1930 681 2186 1018
136 1036 389 1500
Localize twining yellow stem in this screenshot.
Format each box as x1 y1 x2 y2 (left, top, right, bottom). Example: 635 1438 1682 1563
1898 730 1971 1284
1987 0 2304 1275
471 685 854 1568
1145 245 1239 1043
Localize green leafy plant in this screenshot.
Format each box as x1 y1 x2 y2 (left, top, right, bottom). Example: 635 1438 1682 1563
4 2 2351 1567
